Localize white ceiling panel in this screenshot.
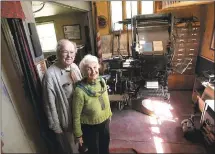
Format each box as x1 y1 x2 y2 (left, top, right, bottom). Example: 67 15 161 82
32 1 86 18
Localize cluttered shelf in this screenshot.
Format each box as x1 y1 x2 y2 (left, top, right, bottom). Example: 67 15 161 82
197 76 215 90
192 75 214 112
157 1 213 13
175 22 200 27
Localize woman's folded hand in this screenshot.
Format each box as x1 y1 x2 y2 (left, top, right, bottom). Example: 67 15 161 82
75 136 83 146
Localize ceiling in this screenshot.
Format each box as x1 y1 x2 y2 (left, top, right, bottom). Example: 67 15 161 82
32 1 85 18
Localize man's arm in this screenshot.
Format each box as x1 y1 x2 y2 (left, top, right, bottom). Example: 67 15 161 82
42 79 62 133
73 63 82 80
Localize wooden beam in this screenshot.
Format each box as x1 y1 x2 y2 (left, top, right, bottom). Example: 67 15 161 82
122 0 126 31
154 1 162 13
107 1 112 33
158 1 213 13
137 1 142 15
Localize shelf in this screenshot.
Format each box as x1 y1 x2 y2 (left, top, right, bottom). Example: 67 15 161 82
158 1 213 13
175 22 200 27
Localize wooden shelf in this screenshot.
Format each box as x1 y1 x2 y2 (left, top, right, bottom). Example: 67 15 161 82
175 22 200 27
192 76 214 112
158 1 213 13
168 74 196 90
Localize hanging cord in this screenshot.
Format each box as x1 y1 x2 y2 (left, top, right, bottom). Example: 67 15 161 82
181 58 193 74
112 23 116 56
33 2 46 13
136 27 140 49
130 1 132 20
130 1 134 47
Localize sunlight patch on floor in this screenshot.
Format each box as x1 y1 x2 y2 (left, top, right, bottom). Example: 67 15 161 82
151 127 160 134
153 136 164 153
145 98 178 153
142 99 178 124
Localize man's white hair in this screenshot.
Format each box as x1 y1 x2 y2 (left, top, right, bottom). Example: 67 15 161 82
56 39 77 58
79 54 99 77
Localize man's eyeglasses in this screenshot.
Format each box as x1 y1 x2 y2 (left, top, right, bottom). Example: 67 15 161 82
61 50 76 55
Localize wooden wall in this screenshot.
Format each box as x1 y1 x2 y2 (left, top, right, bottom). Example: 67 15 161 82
93 1 111 36
200 3 214 62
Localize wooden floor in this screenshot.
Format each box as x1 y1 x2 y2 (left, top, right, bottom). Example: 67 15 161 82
109 91 209 153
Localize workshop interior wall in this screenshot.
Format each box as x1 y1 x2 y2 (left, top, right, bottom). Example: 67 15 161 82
199 3 214 62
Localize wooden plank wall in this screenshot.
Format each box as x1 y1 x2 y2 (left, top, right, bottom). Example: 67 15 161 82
200 3 215 62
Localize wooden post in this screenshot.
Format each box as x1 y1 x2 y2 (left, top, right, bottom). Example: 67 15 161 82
122 1 126 31
138 1 142 15
154 1 163 13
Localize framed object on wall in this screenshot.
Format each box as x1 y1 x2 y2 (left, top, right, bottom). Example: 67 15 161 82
210 24 215 50
98 15 107 28
63 24 81 40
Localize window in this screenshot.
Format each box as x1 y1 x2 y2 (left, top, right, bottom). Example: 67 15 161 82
126 1 138 29
36 22 57 52
111 1 123 31
141 1 154 15
126 1 137 19
110 1 154 31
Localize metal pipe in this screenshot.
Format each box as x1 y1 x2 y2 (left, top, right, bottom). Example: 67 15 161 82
137 23 169 27
137 25 169 29
138 21 169 25
134 13 171 21
132 16 137 58
118 19 169 25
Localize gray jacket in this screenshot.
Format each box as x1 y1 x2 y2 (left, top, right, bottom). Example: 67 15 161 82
42 63 82 133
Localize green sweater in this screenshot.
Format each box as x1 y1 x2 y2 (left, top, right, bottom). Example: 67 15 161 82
72 77 112 137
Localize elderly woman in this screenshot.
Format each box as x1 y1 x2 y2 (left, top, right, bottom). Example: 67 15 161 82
42 39 82 154
72 54 112 154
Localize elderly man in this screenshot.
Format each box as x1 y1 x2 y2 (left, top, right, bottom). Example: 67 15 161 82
42 39 82 154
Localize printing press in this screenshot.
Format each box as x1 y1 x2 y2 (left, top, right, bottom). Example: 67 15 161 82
102 13 174 111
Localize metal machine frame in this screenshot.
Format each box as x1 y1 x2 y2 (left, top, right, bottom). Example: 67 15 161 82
103 13 174 110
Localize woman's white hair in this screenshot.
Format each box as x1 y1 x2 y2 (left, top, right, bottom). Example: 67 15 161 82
79 54 99 76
